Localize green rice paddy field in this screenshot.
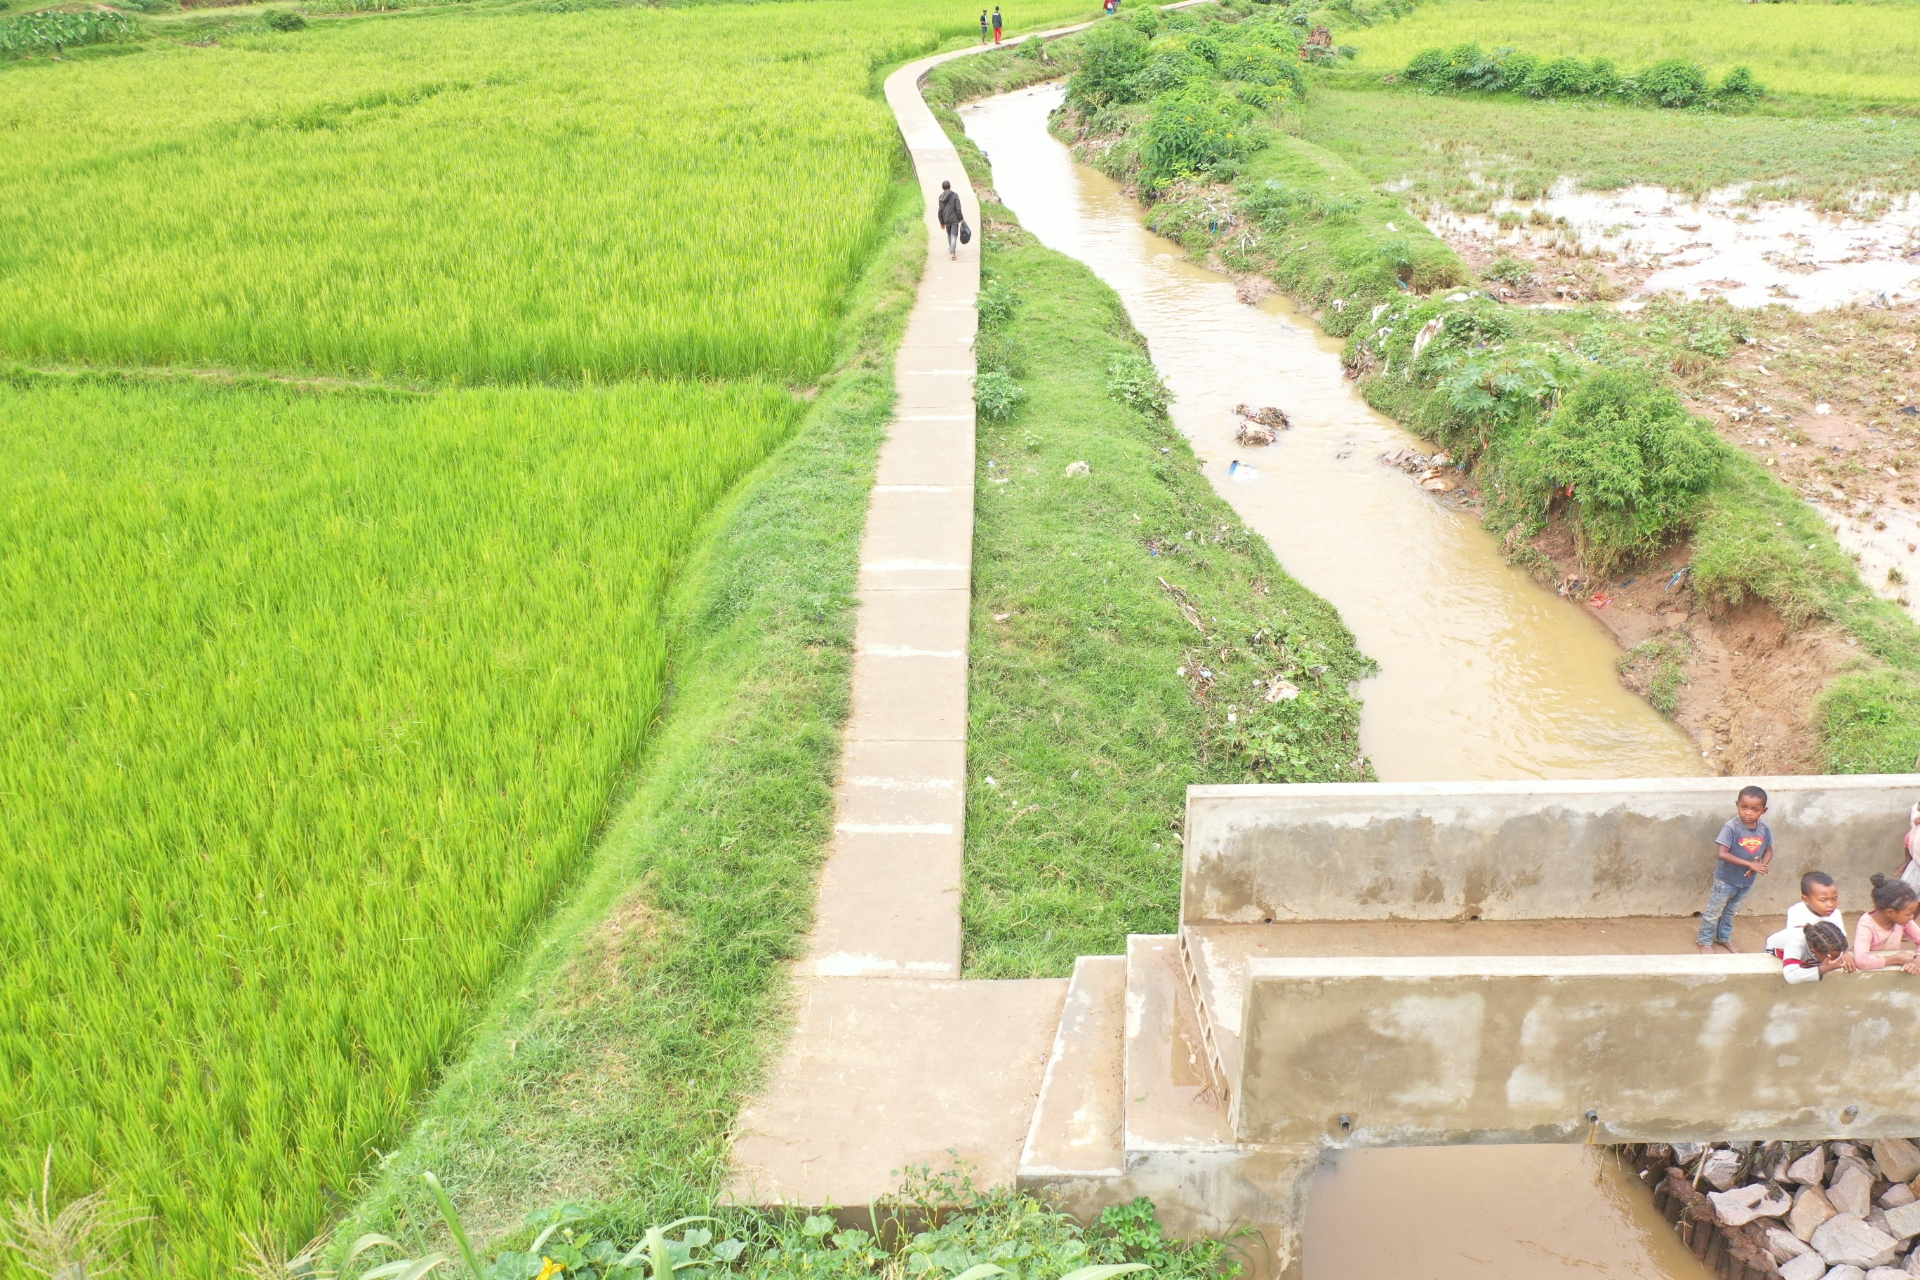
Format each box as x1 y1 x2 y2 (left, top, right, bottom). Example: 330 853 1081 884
0 0 1098 1273
1341 0 1920 103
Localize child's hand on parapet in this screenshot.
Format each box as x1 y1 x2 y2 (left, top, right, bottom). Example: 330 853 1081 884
1901 957 1920 976
1842 952 1859 972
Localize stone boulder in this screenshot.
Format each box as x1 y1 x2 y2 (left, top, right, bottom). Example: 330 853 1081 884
1882 1201 1920 1241
1792 1148 1832 1187
1771 1227 1817 1262
1835 1166 1879 1218
1877 1140 1920 1184
1882 1185 1917 1210
1704 1149 1743 1191
1713 1183 1794 1227
1812 1214 1900 1269
1798 1187 1842 1242
1780 1256 1828 1280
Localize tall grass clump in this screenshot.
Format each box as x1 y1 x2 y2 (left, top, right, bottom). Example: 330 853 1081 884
0 373 797 1278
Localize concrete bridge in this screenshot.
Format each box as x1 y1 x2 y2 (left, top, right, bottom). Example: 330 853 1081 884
734 774 1920 1277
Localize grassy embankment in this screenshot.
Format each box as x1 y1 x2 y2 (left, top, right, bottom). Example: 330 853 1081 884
1024 2 1920 771
0 3 1107 1274
923 51 1372 982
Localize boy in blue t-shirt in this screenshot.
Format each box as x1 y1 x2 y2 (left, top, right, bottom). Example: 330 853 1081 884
1698 784 1774 953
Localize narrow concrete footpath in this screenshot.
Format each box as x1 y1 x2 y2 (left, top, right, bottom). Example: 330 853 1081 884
726 31 1101 1212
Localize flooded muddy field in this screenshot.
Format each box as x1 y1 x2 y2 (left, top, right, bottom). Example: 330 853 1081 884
962 82 1711 1280
1429 181 1920 311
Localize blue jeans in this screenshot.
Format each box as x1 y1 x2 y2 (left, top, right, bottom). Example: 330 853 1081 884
947 223 960 255
1698 877 1754 947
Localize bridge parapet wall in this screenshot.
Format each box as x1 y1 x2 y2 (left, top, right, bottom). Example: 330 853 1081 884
1234 953 1920 1147
1184 776 1920 925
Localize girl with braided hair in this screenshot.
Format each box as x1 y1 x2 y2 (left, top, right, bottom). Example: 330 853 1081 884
1853 873 1920 973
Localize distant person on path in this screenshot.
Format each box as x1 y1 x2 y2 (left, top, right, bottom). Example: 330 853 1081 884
1697 784 1773 953
1853 873 1920 972
937 179 964 260
980 9 989 42
992 6 1003 43
1767 920 1851 984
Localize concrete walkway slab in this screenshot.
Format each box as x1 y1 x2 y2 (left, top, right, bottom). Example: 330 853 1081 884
728 977 1068 1207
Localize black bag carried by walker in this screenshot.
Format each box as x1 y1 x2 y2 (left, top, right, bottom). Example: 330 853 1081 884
959 220 972 245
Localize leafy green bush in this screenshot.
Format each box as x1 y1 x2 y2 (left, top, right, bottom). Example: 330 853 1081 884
265 10 308 31
1067 23 1152 109
976 370 1029 422
977 278 1023 330
1586 57 1623 95
1525 56 1590 98
1132 47 1213 98
1106 352 1172 415
1637 57 1710 107
976 331 1028 379
1531 369 1724 571
1717 64 1764 103
1219 45 1305 95
0 9 135 56
1141 82 1257 183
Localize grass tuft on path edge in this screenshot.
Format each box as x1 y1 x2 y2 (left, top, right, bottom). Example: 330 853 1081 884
327 176 925 1262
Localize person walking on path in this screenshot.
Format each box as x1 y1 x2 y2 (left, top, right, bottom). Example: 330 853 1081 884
979 9 989 42
991 6 1003 43
937 180 964 261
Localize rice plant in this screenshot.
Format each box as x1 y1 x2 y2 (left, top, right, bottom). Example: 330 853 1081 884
0 374 797 1278
0 0 1087 386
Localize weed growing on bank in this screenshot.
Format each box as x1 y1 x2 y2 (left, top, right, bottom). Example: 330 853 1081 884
1400 43 1762 109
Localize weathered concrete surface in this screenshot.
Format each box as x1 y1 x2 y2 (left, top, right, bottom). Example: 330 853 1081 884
1020 955 1126 1185
1233 954 1920 1149
728 977 1065 1208
1185 776 1920 925
793 44 985 981
1184 916 1707 1106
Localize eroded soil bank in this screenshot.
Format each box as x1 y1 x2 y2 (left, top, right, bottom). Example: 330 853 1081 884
962 81 1711 1280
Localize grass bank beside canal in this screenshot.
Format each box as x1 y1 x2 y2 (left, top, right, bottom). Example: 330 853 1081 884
927 58 1373 981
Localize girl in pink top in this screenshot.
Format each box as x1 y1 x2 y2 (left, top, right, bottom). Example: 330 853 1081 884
1854 873 1920 973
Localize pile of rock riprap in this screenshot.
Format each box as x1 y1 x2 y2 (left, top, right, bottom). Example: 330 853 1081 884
1379 447 1461 493
1621 1139 1920 1280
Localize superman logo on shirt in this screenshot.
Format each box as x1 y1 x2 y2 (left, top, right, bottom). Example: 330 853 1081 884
1738 836 1766 855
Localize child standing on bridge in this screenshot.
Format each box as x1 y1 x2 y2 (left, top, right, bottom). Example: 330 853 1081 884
1697 785 1773 954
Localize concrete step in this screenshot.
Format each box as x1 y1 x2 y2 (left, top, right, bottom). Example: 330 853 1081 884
727 975 1066 1210
1018 956 1126 1193
1122 935 1233 1160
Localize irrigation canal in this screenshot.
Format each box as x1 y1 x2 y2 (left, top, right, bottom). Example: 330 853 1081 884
962 82 1713 1280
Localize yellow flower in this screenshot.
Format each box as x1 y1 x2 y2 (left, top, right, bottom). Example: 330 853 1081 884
535 1259 565 1280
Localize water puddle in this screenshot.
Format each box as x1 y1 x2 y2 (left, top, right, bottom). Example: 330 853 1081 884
960 83 1710 1280
1427 180 1920 311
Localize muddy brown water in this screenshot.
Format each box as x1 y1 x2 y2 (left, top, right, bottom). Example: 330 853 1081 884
960 84 1713 1279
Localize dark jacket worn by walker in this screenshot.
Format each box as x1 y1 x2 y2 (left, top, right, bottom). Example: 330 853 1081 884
937 189 964 228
